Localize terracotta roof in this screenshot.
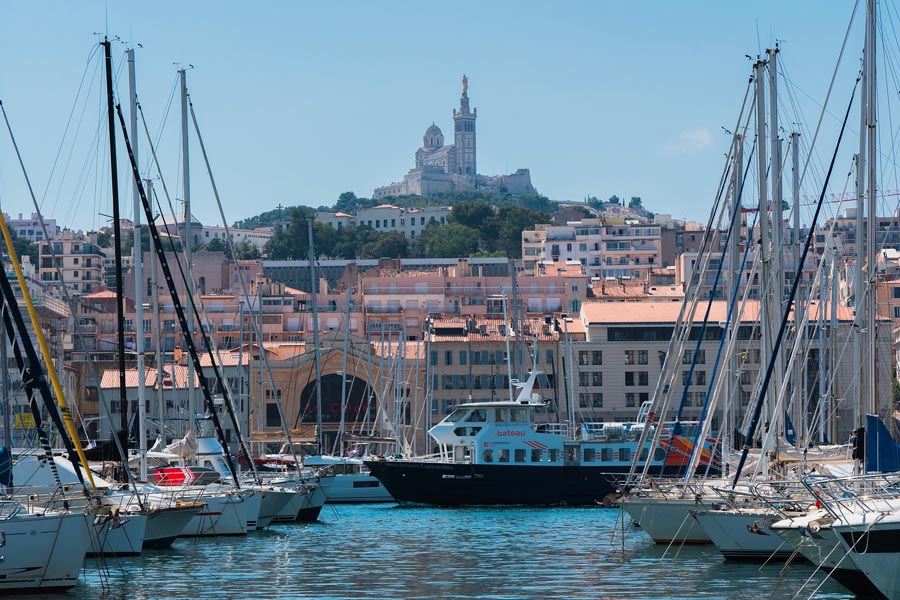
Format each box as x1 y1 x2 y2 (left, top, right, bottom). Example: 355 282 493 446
198 351 249 367
100 365 198 389
372 341 426 360
82 290 117 299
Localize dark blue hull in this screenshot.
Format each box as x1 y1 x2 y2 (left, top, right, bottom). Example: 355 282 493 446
364 460 708 506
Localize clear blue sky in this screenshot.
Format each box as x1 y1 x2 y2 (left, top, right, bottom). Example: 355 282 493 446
0 1 865 232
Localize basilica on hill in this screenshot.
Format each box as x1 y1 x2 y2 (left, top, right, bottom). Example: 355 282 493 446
373 75 537 199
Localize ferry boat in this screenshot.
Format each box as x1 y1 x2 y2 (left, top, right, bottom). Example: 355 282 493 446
365 370 719 506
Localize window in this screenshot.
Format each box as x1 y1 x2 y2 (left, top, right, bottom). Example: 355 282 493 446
548 449 560 462
592 351 602 365
893 287 900 299
620 448 631 462
265 404 281 427
696 371 707 386
459 351 467 365
591 393 603 407
531 448 543 462
683 349 706 364
578 393 589 408
625 372 635 386
498 449 510 463
579 372 589 387
625 350 645 365
894 306 900 319
578 351 589 365
430 351 438 366
584 448 596 462
514 449 526 463
592 372 602 386
625 393 636 408
482 449 494 463
445 351 453 365
546 349 554 364
639 371 648 386
639 392 649 405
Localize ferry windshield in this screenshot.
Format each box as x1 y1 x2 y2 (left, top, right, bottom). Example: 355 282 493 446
445 409 469 422
465 409 487 422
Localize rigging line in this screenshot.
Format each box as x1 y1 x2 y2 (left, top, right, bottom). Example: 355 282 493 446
188 99 300 469
733 72 860 489
796 0 861 206
116 102 243 489
42 44 102 215
0 109 137 488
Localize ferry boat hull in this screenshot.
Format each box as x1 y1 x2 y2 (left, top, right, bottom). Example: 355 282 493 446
365 460 684 506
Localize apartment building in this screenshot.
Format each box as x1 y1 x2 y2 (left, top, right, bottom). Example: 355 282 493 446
522 217 663 279
318 204 451 240
6 212 58 243
38 231 105 294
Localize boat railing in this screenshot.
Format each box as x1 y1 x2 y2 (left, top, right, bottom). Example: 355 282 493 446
799 472 900 521
0 500 23 520
534 423 569 437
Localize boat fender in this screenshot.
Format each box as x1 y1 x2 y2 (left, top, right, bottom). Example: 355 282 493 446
808 521 821 534
127 504 141 514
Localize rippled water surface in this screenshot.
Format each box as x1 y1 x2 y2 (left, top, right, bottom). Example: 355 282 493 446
33 505 854 599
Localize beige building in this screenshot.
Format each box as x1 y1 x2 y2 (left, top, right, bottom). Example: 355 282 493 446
39 231 105 294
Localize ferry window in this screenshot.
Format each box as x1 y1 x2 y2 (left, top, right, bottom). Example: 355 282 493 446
639 447 649 461
511 408 527 422
583 448 596 462
531 448 543 462
514 449 526 463
466 409 487 422
482 449 494 462
601 448 611 461
499 449 510 463
548 449 560 462
446 409 468 421
620 448 631 462
494 409 507 423
654 448 666 461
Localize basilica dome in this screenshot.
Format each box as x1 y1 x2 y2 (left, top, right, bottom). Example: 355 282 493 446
423 124 444 149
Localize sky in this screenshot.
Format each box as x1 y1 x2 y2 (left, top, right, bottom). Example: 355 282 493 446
0 1 871 233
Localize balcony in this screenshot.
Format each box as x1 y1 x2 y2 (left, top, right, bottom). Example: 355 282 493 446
366 305 403 314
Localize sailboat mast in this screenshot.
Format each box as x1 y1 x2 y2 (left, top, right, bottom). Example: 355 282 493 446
128 47 148 481
148 180 166 446
180 68 195 435
103 39 130 446
865 0 878 418
754 57 773 439
337 287 351 454
728 133 743 452
0 304 9 451
307 219 323 451
791 131 804 442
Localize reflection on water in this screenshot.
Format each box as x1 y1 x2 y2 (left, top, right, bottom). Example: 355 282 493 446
36 505 852 599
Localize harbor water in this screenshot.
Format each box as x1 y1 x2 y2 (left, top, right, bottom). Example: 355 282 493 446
48 505 852 600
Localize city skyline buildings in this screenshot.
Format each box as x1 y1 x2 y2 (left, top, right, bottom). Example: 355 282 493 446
0 2 863 235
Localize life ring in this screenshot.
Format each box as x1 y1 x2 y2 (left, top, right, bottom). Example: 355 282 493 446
809 521 821 534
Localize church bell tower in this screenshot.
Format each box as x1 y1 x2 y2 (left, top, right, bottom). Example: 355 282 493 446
453 74 477 175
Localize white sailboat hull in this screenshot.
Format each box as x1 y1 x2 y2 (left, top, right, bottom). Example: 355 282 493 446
0 510 91 592
89 512 147 556
167 489 260 536
317 473 394 503
691 509 789 561
255 488 294 529
621 495 713 544
834 517 900 599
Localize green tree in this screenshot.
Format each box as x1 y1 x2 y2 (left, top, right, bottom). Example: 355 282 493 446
448 200 494 230
494 206 546 257
10 232 38 266
206 238 227 253
421 222 479 258
360 231 410 259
